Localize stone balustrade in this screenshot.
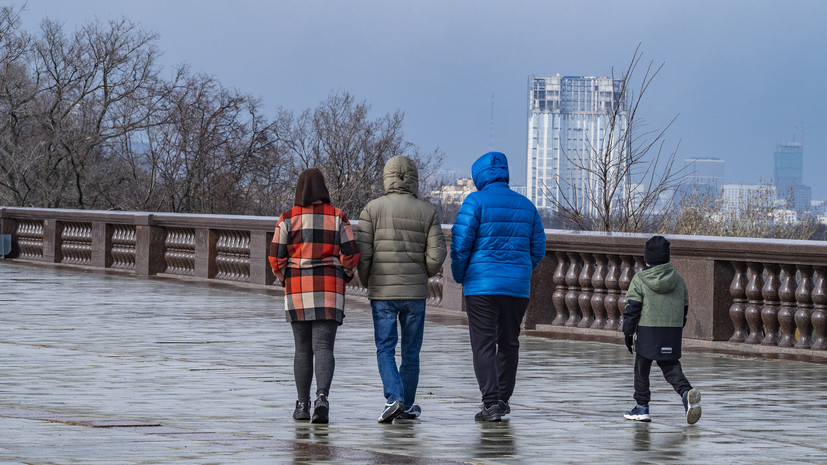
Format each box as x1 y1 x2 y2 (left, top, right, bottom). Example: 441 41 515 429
3 207 826 356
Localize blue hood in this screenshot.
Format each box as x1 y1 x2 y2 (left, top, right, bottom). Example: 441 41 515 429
471 152 510 190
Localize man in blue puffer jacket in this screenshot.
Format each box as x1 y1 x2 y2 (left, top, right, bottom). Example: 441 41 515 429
451 151 546 422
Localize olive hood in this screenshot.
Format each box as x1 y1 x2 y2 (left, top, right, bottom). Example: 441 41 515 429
383 155 419 197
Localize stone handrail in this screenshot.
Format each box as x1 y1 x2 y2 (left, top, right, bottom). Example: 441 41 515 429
2 207 826 354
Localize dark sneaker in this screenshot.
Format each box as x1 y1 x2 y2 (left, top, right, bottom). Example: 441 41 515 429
682 388 702 425
397 404 421 420
498 400 511 416
310 394 329 424
624 404 651 422
378 400 404 423
475 403 502 422
293 400 311 421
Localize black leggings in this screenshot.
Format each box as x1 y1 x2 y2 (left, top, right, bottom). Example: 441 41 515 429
291 320 338 402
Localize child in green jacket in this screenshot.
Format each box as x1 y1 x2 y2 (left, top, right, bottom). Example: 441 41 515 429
622 235 702 424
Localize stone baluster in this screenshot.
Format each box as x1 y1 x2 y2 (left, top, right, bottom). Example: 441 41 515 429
777 264 797 348
603 255 621 331
617 256 634 332
551 251 569 326
577 253 594 328
811 266 827 350
590 254 607 330
728 262 748 343
634 256 645 273
564 252 582 327
794 265 813 349
760 263 781 346
744 262 764 344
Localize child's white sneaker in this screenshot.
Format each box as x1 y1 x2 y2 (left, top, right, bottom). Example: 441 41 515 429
624 404 651 422
682 388 702 424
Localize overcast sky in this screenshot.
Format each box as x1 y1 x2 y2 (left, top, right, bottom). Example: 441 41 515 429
17 0 827 197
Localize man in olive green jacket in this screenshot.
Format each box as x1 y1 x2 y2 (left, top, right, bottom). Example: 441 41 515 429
356 155 447 423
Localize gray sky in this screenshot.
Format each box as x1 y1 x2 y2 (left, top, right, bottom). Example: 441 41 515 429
19 0 827 197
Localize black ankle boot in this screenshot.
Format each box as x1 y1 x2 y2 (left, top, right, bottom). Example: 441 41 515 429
311 394 329 424
293 400 311 421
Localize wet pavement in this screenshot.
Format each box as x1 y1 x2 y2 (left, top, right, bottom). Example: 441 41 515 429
1 261 827 464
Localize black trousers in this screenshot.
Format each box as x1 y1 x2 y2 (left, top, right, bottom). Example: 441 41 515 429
465 294 529 407
633 353 692 406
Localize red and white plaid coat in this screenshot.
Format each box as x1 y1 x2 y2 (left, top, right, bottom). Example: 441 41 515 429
269 202 360 324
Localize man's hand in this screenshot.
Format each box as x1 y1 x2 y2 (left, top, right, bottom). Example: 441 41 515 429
625 334 634 354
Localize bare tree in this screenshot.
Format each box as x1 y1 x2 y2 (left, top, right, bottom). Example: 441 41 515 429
1 15 167 209
2 10 441 217
541 45 684 233
151 72 277 214
273 92 443 218
666 181 818 240
0 5 39 206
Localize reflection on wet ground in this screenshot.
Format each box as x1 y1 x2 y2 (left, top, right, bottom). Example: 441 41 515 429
2 262 827 464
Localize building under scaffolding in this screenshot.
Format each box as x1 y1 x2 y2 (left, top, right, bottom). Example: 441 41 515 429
526 75 629 215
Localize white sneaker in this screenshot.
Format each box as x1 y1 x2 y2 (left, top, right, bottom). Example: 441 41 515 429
378 400 404 423
683 388 702 425
623 404 651 422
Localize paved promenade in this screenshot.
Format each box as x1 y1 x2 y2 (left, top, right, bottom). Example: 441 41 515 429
1 262 827 464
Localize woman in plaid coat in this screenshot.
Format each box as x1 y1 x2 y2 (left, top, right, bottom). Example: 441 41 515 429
269 168 360 424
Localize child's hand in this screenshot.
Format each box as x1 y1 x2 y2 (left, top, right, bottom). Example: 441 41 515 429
624 334 634 354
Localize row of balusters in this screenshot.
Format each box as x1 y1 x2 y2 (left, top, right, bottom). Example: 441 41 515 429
215 230 251 282
16 219 44 259
729 262 827 350
546 251 644 331
164 227 196 276
111 224 136 269
60 222 92 265
346 269 445 305
11 220 135 268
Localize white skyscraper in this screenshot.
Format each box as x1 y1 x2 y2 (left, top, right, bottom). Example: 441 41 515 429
526 75 629 214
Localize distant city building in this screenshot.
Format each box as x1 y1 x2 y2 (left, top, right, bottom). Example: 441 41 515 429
721 184 776 214
811 200 827 216
773 142 811 213
430 177 475 205
510 185 527 196
681 157 724 197
526 75 629 214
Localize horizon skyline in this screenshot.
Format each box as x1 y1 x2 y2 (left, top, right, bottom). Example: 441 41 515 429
16 0 827 198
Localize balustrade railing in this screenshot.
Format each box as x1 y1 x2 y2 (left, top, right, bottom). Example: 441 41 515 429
164 227 195 276
727 262 826 350
111 224 137 270
3 207 827 356
17 219 44 260
60 222 92 265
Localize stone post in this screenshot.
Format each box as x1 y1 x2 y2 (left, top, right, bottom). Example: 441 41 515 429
0 210 19 258
42 218 64 263
250 230 275 285
91 222 113 268
135 215 166 276
439 233 464 312
525 251 556 329
195 228 218 279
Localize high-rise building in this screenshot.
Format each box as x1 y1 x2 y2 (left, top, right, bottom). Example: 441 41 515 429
773 142 811 213
683 157 724 192
526 75 628 214
679 157 725 199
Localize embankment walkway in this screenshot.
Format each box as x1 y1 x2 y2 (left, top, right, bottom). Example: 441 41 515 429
1 262 825 464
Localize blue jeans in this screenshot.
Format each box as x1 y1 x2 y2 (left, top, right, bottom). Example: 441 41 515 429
371 300 426 410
